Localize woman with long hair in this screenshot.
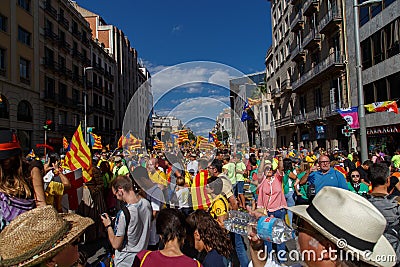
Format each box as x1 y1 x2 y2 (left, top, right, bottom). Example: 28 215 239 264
0 130 45 231
187 209 233 267
133 208 201 267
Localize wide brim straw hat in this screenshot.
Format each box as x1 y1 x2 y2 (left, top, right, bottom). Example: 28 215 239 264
0 206 94 267
288 187 396 267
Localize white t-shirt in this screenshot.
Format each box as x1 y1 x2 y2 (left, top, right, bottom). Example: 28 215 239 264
176 187 190 208
146 185 165 246
187 160 199 174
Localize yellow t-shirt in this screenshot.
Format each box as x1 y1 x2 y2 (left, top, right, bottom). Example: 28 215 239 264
45 181 64 206
209 194 229 220
149 170 168 186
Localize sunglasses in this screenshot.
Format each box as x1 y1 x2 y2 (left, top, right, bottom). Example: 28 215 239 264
351 174 360 178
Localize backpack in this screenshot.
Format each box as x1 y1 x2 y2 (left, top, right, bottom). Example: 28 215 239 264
110 205 131 251
367 194 400 264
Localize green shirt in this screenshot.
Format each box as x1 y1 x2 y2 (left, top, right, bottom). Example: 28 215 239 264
223 162 236 185
347 182 369 196
297 171 308 200
392 155 400 169
235 162 246 182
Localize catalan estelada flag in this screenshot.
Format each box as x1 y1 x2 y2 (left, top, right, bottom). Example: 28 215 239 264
209 132 223 148
365 101 399 114
63 137 69 150
90 133 102 150
191 170 211 210
65 124 92 182
153 139 165 150
196 136 207 149
26 149 35 158
177 129 189 143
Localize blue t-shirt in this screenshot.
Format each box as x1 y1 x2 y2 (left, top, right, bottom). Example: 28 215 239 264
308 168 348 194
202 249 226 267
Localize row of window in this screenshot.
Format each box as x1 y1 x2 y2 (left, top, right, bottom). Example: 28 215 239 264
359 0 397 26
361 18 400 70
0 47 31 83
0 96 32 122
363 72 400 104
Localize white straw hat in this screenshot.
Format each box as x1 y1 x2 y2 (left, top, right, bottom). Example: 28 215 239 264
288 187 396 267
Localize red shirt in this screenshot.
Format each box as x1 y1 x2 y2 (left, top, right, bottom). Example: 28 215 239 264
133 250 202 267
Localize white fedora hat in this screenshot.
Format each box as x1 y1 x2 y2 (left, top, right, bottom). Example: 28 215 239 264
288 187 396 267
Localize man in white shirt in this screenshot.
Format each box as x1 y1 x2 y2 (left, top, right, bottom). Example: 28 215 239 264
186 153 199 174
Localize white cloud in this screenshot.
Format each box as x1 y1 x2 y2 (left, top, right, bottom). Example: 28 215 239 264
172 25 183 33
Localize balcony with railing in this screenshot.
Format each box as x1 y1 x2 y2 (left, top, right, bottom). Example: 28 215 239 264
303 0 319 16
292 52 345 91
71 28 81 40
270 88 282 99
94 63 104 74
290 11 304 32
294 108 323 124
57 63 71 77
58 38 71 52
318 7 342 34
44 28 58 42
290 42 306 62
281 78 292 91
323 103 340 117
302 29 321 50
44 1 57 19
275 116 295 128
92 82 103 94
42 57 56 70
58 15 69 30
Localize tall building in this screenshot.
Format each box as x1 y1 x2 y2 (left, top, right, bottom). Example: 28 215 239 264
229 72 267 148
73 3 152 143
347 0 400 154
286 0 350 150
0 0 38 153
265 0 296 149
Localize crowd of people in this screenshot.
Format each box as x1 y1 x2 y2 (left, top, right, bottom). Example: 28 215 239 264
1 127 400 267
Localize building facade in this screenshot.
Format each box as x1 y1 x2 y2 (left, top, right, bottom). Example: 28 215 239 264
265 0 296 149
347 0 400 155
73 3 152 145
285 0 350 151
229 72 268 148
0 0 39 153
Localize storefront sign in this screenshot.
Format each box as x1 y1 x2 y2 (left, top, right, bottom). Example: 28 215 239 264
367 125 400 135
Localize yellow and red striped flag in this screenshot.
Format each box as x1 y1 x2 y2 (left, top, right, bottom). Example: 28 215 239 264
153 139 165 150
177 129 189 143
365 101 399 114
91 133 102 150
191 170 211 210
65 124 92 182
63 137 69 150
196 136 207 149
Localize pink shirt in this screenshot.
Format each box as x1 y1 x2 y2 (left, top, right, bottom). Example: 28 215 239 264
257 170 287 212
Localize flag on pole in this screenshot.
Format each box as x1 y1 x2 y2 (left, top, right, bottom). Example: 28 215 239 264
90 133 103 150
247 97 262 106
153 139 165 150
65 124 92 182
177 129 189 143
365 101 399 114
63 137 69 150
196 136 207 149
337 107 360 129
241 102 252 122
209 132 223 148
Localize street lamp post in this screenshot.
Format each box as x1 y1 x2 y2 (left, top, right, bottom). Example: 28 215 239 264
83 67 94 143
353 0 381 162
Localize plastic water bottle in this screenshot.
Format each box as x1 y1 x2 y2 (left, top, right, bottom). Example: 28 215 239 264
224 210 295 244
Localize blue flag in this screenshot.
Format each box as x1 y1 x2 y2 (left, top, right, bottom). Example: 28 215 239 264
241 102 252 122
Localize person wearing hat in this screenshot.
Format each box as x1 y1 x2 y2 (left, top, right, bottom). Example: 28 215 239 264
0 205 93 267
113 156 129 179
0 130 46 231
249 186 397 267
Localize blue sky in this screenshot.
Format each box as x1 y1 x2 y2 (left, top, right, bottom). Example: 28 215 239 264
77 1 272 137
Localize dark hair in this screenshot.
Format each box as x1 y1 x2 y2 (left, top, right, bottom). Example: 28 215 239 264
283 158 293 172
110 175 133 192
249 154 257 166
48 153 60 165
347 169 360 183
186 210 233 258
176 176 185 186
369 163 390 188
362 160 373 168
210 159 223 173
207 176 223 195
156 208 187 245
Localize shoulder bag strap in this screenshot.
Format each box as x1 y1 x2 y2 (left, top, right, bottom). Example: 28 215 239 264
140 250 152 267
